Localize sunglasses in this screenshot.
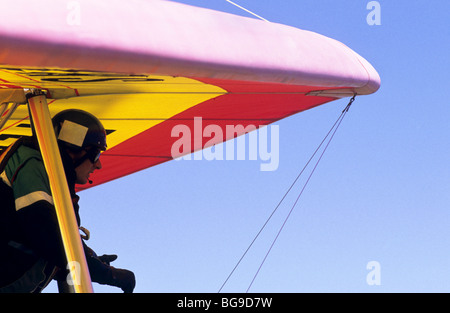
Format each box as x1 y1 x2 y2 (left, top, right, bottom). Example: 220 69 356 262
85 148 102 163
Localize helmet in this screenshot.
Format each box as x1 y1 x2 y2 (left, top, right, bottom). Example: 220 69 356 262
52 109 107 152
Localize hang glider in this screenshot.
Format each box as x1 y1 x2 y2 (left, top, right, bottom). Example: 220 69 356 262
0 0 380 190
0 0 380 292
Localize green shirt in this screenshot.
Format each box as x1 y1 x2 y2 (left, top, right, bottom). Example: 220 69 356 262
1 145 53 211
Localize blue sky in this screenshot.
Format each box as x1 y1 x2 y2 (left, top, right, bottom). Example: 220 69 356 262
43 0 449 293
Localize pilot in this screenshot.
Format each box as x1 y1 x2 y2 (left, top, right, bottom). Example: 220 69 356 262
0 109 135 293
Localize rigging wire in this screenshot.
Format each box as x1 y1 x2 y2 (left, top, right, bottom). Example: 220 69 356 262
218 95 356 293
224 0 270 22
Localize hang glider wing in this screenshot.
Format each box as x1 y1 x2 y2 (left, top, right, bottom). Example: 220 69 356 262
0 0 380 190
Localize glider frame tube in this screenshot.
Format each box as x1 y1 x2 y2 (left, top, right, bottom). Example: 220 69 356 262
27 93 93 293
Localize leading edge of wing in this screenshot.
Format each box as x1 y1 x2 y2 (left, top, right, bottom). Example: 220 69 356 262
0 0 380 96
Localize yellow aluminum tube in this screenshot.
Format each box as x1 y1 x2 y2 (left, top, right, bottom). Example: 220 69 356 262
27 94 93 293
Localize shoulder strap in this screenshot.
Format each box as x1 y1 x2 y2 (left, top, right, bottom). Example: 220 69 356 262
0 137 43 185
0 137 24 174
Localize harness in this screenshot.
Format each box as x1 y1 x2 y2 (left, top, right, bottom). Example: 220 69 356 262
0 137 40 254
0 137 24 180
0 137 93 292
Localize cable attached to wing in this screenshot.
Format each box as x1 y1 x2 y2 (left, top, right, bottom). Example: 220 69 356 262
224 0 270 22
218 94 356 293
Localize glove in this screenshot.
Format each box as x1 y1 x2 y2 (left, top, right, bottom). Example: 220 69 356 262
98 254 118 266
109 267 136 293
83 245 135 293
